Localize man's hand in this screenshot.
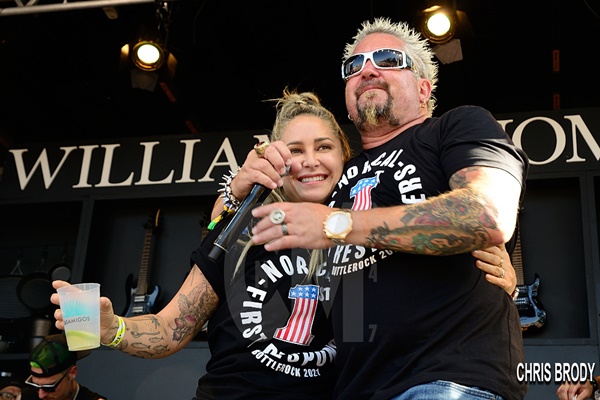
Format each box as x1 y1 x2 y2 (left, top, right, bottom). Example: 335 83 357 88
251 202 334 250
556 380 593 400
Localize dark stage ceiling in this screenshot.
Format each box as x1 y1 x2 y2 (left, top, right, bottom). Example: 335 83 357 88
0 0 599 154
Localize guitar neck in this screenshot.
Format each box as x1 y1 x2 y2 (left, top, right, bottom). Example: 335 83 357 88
137 209 159 295
136 226 154 295
512 224 525 286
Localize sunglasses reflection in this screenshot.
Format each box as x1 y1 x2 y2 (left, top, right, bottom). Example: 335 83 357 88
342 48 414 80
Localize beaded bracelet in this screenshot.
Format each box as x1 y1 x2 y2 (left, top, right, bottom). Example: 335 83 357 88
101 315 126 348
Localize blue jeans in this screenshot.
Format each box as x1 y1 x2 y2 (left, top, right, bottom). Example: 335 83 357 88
390 380 505 400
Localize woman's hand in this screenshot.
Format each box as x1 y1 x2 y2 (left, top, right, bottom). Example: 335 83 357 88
231 141 299 199
210 141 302 220
472 243 516 296
51 280 118 345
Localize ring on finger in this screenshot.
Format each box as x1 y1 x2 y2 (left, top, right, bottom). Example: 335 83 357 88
282 223 289 236
269 208 286 225
254 141 269 158
500 268 506 279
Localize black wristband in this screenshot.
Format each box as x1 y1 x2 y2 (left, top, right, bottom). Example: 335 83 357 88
592 377 598 393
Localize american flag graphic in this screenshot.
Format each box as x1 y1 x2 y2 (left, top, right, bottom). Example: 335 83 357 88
350 175 380 210
274 284 318 345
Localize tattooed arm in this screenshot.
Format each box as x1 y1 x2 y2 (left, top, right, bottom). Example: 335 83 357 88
51 265 218 358
251 166 522 255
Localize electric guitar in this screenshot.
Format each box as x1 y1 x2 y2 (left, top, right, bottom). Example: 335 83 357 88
124 209 161 317
511 224 546 331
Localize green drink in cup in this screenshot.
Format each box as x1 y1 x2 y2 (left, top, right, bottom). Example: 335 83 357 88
56 283 101 350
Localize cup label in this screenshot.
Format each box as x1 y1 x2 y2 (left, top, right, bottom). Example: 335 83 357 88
64 315 91 324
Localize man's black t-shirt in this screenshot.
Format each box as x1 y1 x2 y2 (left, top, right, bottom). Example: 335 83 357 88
327 106 529 400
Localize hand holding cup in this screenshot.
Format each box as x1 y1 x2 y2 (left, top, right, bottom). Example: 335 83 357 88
55 283 101 351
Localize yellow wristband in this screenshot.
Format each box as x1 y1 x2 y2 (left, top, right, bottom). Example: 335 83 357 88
101 316 126 348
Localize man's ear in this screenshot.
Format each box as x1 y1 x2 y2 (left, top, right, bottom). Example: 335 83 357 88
418 78 432 105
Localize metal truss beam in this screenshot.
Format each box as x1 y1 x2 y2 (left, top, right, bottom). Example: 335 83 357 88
0 0 155 16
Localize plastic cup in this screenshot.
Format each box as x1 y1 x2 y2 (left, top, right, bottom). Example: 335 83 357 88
56 283 101 351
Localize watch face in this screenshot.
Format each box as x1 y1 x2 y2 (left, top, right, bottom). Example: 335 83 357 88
328 212 351 235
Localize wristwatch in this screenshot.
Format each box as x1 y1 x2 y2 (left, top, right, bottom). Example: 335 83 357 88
592 376 598 394
323 210 353 245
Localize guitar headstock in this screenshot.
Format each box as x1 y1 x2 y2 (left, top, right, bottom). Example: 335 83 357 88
144 209 161 231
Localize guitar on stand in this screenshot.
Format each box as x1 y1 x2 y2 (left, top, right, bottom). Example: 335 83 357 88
511 224 546 331
124 209 161 317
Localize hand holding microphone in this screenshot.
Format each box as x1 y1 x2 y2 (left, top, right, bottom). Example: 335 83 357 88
208 141 292 261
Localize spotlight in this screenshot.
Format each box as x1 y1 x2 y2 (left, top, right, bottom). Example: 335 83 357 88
120 41 177 92
417 1 473 64
118 2 177 92
420 5 455 44
132 40 165 71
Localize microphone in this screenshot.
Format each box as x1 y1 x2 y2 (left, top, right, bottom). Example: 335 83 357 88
208 183 271 261
208 165 290 261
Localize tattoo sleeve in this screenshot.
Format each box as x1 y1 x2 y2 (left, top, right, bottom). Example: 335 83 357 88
363 167 498 255
115 267 219 358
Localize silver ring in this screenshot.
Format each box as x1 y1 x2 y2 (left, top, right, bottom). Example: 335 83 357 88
500 268 505 279
269 208 285 225
281 223 288 236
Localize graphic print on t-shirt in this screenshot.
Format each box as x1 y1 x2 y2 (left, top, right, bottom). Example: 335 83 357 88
223 248 336 380
274 284 318 345
330 147 426 277
350 173 381 210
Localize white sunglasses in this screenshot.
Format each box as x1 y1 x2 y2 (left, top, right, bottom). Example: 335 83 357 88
341 48 415 81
